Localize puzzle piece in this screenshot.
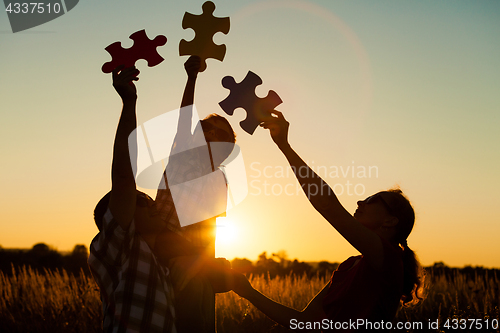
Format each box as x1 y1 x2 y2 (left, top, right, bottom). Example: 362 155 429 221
219 71 282 134
102 29 167 73
179 1 230 72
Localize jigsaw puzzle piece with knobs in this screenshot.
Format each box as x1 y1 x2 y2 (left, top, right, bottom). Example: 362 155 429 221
219 71 283 134
102 29 167 73
179 1 230 72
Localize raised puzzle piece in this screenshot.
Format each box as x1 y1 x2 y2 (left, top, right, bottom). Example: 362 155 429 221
179 1 230 72
102 29 167 73
219 71 283 135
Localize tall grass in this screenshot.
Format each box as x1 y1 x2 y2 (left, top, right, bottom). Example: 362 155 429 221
1 266 499 332
397 270 500 332
0 265 101 333
216 273 327 333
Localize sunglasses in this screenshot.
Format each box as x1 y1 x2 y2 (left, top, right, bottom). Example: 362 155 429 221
364 193 396 216
201 121 231 142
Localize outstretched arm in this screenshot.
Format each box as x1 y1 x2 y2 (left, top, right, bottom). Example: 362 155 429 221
231 272 328 327
260 112 384 268
155 57 201 210
176 56 201 142
180 55 201 109
108 65 140 230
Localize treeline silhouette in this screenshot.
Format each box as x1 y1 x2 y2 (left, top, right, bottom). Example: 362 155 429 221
426 261 500 282
231 251 339 278
0 243 90 276
1 244 498 281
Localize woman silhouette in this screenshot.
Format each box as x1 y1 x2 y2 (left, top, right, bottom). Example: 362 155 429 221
232 111 426 331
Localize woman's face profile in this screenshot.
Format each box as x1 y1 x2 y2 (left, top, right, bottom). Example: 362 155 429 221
354 194 395 230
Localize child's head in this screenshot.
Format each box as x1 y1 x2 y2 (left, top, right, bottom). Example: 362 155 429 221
93 190 162 234
200 113 236 143
200 114 236 166
94 191 112 232
378 188 415 244
355 188 415 245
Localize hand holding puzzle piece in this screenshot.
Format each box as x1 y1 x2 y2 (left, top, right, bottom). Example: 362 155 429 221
219 71 283 135
102 29 167 73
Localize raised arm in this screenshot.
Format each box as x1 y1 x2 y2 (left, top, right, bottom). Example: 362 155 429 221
155 57 202 201
175 56 201 144
180 55 201 109
108 65 140 230
260 112 384 268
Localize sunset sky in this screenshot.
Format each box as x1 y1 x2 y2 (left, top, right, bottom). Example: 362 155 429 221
1 0 499 268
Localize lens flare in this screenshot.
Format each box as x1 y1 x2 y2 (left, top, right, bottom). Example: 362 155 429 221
216 217 238 244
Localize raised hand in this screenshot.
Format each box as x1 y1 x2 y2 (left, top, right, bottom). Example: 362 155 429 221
180 56 200 109
259 110 290 148
184 55 201 80
112 65 140 102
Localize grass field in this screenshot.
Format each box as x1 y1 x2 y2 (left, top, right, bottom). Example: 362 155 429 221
0 265 498 332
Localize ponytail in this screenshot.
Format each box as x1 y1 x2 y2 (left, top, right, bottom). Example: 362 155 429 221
400 242 426 307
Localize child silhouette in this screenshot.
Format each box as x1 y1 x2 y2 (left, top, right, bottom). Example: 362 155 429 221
231 111 426 332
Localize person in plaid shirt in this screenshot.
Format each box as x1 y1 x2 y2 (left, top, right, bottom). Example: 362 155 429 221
89 65 178 333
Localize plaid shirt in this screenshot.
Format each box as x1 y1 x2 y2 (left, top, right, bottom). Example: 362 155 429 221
155 145 227 250
88 208 177 333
